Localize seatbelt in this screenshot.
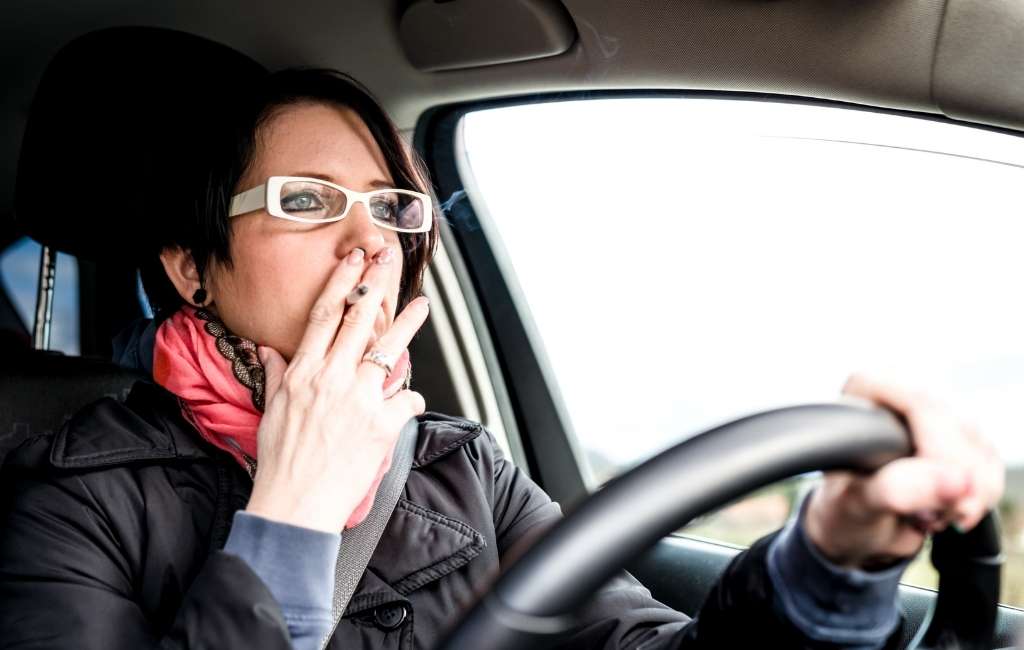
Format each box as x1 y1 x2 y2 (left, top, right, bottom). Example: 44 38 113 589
320 417 419 649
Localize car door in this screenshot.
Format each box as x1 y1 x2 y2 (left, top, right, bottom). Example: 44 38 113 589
415 93 1024 647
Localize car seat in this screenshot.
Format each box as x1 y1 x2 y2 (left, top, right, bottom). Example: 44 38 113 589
1 26 266 465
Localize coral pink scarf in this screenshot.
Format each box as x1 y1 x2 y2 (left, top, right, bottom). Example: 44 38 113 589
153 307 409 529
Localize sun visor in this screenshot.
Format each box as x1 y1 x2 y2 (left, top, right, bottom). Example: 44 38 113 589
399 0 577 72
932 0 1024 132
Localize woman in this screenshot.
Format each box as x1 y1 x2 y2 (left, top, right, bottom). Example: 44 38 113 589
0 69 1004 649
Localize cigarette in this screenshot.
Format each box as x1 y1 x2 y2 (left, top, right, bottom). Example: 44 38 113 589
345 284 369 305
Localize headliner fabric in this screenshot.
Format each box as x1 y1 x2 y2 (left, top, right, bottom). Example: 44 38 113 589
933 0 1024 131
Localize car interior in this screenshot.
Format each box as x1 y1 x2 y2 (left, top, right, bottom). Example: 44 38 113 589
2 1 1024 648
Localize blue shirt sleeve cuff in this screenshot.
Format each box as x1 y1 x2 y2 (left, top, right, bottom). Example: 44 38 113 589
766 493 907 647
223 511 341 623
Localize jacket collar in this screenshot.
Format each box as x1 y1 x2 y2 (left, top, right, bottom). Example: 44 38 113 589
50 381 209 469
411 412 484 468
345 498 487 616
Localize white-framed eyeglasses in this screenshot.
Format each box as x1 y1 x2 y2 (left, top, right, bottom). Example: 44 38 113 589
228 176 433 234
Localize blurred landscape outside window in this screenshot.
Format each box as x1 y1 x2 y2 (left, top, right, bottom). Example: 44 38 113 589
460 97 1024 604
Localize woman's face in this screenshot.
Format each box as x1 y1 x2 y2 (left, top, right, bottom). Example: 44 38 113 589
206 102 404 359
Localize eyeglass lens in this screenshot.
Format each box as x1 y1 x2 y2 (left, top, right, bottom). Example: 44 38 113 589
278 180 425 230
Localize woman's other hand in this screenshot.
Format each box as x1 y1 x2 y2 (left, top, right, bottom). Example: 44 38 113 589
244 246 428 533
804 373 1005 569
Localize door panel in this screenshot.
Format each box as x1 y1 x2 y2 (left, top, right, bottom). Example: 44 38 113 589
628 535 1024 648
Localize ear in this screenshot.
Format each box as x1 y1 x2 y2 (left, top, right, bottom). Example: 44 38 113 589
159 246 209 306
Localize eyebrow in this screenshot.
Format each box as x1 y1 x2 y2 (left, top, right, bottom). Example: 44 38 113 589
292 172 393 189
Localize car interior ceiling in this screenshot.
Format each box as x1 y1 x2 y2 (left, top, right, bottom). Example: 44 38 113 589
3 1 1024 647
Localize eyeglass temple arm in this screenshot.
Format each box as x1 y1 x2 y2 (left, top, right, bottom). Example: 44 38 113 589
228 184 266 217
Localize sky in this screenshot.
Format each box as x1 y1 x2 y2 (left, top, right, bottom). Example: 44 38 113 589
460 98 1024 474
1 238 79 355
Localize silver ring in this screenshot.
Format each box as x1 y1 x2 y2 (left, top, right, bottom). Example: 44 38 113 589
361 350 394 376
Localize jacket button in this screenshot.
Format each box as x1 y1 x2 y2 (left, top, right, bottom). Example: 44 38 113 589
374 604 407 630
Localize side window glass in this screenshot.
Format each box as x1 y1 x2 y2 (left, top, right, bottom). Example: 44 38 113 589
0 237 80 355
459 98 1024 605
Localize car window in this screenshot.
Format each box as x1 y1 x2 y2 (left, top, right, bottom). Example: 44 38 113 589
458 97 1024 605
0 237 80 355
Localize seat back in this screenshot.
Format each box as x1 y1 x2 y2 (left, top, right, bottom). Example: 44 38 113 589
2 27 266 465
0 352 148 464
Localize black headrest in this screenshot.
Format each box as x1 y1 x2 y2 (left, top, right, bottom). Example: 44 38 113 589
15 27 267 262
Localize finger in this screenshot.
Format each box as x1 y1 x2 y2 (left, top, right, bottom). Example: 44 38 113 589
843 373 933 416
952 493 990 532
905 405 967 461
883 527 930 559
949 454 1001 531
968 433 1005 502
357 296 430 383
380 390 427 426
844 373 961 458
378 445 396 477
258 345 288 404
861 457 970 515
292 247 367 365
326 247 396 369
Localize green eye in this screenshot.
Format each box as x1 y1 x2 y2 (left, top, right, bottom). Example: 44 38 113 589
370 198 397 222
281 191 325 212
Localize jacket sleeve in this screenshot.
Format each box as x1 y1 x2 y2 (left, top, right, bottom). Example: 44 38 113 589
485 432 904 649
0 465 293 649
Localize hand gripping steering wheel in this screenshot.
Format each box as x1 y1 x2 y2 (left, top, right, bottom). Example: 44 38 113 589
438 404 1002 650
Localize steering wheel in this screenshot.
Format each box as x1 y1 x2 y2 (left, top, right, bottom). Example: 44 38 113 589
438 404 1002 650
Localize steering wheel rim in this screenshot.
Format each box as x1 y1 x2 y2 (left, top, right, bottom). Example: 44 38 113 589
437 403 1001 650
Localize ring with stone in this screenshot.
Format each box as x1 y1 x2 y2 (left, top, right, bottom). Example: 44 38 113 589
361 349 394 376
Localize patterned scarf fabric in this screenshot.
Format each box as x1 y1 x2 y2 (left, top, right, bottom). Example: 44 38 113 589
153 307 409 529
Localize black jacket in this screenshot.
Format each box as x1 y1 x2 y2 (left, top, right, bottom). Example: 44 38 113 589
0 381 889 649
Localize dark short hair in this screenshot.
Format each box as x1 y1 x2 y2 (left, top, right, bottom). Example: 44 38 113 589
139 68 438 320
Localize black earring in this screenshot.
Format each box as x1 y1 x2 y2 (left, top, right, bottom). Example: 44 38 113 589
192 288 208 306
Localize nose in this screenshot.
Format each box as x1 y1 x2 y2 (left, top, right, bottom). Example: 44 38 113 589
337 199 390 259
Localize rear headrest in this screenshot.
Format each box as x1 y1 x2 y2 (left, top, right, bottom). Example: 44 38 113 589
15 27 266 262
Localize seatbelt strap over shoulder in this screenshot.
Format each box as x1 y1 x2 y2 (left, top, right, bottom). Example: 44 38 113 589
320 417 419 649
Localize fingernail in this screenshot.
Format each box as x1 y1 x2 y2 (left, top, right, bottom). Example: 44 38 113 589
346 284 369 305
375 247 394 265
348 248 365 265
416 296 430 307
256 346 266 365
